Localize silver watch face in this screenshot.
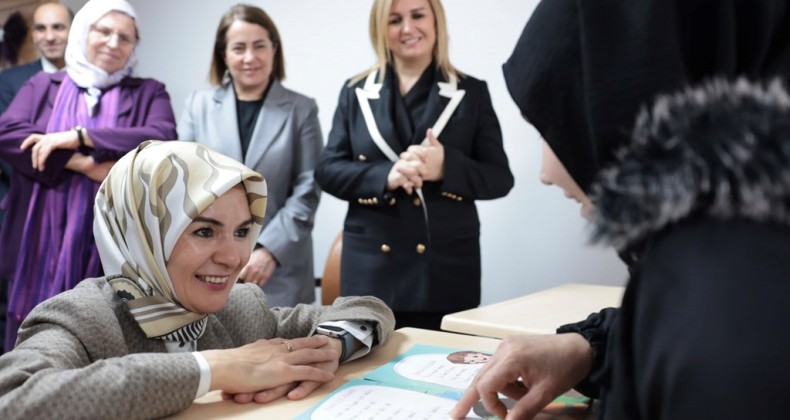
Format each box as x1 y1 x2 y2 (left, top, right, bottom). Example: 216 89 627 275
317 325 347 338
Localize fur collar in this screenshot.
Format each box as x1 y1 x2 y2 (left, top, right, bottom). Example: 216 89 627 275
590 78 790 250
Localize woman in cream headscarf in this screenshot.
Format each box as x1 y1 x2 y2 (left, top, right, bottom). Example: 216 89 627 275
0 0 177 351
0 141 394 418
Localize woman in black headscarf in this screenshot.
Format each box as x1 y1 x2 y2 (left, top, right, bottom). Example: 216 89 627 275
453 1 790 419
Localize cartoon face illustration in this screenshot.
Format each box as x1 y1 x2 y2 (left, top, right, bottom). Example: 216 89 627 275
446 351 492 364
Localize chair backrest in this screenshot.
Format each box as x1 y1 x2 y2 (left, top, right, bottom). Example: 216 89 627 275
321 231 343 305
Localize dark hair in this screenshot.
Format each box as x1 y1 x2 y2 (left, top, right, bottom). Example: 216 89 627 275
209 4 284 86
446 351 490 364
0 12 28 70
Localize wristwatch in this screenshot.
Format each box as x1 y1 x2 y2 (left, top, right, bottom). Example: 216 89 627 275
74 125 86 148
315 325 355 362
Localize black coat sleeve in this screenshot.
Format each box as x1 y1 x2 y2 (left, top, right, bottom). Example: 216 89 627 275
557 306 619 398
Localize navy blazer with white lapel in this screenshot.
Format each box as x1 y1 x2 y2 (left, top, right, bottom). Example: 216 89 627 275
178 80 323 307
0 60 43 116
315 68 514 312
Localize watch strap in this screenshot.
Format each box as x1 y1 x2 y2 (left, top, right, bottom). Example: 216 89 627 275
316 328 356 363
75 126 86 149
340 330 358 362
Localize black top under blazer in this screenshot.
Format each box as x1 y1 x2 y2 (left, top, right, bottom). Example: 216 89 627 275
315 66 513 312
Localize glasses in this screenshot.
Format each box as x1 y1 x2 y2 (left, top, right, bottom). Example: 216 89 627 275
89 25 136 47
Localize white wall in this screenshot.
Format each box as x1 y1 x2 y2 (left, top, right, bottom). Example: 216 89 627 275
68 0 628 304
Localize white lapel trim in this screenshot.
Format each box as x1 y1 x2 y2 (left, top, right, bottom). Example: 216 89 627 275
355 70 466 229
355 71 399 162
355 71 467 156
422 73 466 144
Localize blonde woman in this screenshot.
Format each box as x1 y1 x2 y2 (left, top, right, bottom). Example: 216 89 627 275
315 0 513 330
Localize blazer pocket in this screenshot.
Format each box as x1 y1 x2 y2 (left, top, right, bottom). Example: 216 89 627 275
344 223 366 234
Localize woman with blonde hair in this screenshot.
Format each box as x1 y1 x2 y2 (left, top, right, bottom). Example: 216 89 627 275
315 0 513 330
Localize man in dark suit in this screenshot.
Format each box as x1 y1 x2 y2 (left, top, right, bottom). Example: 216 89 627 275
0 2 71 354
0 3 72 115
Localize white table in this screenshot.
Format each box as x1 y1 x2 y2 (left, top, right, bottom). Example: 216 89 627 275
441 283 625 338
169 328 500 419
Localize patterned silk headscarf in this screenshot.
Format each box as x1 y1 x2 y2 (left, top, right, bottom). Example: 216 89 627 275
65 0 139 115
94 141 267 341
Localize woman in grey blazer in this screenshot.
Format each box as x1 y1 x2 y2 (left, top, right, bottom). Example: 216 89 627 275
178 4 322 307
0 141 393 419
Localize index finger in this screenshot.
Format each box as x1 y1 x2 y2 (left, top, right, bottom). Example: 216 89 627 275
451 385 481 419
287 379 323 400
20 134 39 150
454 361 511 419
400 150 419 161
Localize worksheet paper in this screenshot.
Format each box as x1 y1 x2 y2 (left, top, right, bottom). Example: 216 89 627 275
297 344 490 420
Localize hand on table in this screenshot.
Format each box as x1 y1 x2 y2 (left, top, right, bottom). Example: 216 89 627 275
285 335 343 401
203 335 340 403
223 337 344 404
451 333 592 420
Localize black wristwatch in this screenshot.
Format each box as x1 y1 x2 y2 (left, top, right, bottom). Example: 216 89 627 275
315 325 355 362
74 125 86 149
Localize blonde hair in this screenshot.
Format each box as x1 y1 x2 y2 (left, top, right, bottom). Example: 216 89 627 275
349 0 459 86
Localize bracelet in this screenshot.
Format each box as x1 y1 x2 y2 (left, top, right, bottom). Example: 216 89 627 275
74 125 86 148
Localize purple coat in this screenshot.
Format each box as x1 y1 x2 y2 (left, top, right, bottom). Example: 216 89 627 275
0 71 177 281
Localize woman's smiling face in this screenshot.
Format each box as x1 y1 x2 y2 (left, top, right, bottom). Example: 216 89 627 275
224 19 276 98
86 11 137 74
166 185 253 314
387 0 436 67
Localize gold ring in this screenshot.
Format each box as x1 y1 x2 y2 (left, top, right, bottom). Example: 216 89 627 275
283 340 294 352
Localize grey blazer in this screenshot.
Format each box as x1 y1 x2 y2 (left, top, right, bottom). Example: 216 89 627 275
178 80 323 307
0 277 394 419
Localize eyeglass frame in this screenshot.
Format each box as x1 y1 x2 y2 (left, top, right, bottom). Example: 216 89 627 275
89 24 138 48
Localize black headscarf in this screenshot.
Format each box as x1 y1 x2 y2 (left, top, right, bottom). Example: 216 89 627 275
502 0 790 192
0 12 28 69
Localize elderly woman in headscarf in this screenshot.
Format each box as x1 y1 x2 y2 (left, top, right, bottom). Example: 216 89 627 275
452 1 790 419
0 0 177 351
0 140 395 418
